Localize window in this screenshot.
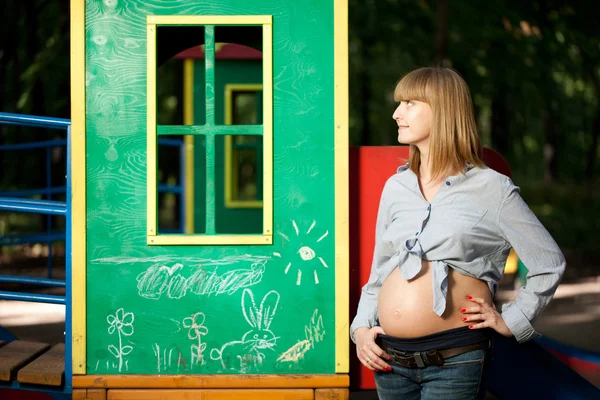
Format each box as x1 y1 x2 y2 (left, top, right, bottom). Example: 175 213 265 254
224 85 263 209
147 15 273 245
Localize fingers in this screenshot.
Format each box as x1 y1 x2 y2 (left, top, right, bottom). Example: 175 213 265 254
359 343 391 371
363 349 391 371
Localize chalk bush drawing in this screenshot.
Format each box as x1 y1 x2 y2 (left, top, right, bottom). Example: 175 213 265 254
277 309 325 364
136 259 266 300
275 219 329 285
183 312 209 366
107 308 134 372
210 289 280 372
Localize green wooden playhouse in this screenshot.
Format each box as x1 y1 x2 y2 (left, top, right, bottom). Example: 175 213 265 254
70 0 349 398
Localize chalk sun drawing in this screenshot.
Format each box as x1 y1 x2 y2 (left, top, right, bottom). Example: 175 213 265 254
107 308 134 372
210 289 280 372
274 220 329 285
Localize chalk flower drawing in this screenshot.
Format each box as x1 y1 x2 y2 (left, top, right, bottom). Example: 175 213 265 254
274 220 329 285
107 308 134 372
183 312 209 366
277 309 325 364
210 289 280 372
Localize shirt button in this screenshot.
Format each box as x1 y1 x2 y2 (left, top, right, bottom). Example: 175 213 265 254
445 181 451 186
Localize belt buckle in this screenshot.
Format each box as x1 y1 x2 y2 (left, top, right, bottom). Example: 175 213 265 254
413 352 426 368
425 349 444 366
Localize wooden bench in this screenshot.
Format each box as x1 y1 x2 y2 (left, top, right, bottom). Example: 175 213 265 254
0 340 64 387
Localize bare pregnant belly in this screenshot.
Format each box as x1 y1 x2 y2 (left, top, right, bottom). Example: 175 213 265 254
377 260 492 338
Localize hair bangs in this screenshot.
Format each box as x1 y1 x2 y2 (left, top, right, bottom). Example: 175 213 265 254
394 70 431 103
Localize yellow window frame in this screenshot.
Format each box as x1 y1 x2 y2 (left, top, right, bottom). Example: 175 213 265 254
146 15 273 245
224 84 264 209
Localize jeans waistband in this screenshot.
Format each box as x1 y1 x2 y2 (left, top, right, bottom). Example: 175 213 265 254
376 326 493 352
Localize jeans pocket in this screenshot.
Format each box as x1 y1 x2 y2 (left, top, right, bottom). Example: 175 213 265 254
440 349 485 368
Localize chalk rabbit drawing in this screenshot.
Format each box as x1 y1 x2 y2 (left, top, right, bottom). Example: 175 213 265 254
210 288 280 372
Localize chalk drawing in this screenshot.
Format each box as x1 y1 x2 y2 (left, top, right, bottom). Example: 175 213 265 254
135 259 266 300
277 309 325 364
183 312 209 366
274 220 330 285
152 343 187 373
107 308 134 372
210 289 280 372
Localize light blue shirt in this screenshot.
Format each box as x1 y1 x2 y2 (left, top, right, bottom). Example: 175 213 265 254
350 163 566 344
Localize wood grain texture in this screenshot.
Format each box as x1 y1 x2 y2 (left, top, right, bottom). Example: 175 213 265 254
73 373 349 388
0 341 51 381
315 388 350 400
107 389 313 400
73 389 108 400
17 343 65 386
85 0 339 375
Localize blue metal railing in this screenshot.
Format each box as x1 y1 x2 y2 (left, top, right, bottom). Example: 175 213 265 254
0 112 72 394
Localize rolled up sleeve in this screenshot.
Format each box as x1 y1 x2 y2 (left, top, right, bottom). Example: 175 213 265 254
350 183 392 343
497 179 566 343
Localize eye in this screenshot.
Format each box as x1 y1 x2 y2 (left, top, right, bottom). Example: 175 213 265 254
263 334 268 339
407 100 415 107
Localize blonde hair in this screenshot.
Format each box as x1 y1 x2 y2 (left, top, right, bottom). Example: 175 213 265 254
394 67 484 180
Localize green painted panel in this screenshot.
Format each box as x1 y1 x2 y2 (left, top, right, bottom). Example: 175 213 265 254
85 0 336 375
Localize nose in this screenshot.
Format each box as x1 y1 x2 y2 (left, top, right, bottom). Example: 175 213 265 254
393 104 404 121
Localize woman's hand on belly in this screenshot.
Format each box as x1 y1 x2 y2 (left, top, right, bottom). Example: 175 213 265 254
353 326 393 372
461 295 513 337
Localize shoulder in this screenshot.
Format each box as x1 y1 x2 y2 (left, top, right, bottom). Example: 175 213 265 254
380 162 412 196
470 166 516 192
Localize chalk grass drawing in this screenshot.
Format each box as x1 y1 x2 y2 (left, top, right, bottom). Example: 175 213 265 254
153 343 187 373
274 220 329 285
107 308 134 372
183 312 209 366
134 259 266 300
277 309 325 364
210 289 280 372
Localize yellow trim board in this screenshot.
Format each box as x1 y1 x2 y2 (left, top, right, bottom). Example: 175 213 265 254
70 0 86 374
183 59 195 234
147 15 272 25
148 234 272 246
334 0 350 373
262 23 273 237
224 83 263 209
147 24 158 236
146 16 273 245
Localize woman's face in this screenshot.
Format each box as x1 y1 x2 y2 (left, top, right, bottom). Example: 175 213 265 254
392 100 432 147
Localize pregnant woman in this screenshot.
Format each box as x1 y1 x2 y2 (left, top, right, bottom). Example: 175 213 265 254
350 67 566 400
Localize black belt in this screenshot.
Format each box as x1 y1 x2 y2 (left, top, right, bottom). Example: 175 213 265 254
379 340 490 368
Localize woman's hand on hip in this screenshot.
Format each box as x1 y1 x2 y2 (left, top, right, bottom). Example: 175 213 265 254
353 326 392 371
461 296 512 337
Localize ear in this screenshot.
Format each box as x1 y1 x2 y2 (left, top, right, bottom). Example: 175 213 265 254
242 289 258 328
259 290 280 330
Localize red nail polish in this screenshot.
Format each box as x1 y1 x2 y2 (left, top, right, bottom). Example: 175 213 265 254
467 296 473 300
469 325 473 329
462 317 467 321
460 308 466 313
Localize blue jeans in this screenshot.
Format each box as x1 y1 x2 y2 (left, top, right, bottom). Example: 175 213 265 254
374 347 491 400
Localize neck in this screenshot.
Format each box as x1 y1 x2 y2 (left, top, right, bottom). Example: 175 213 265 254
417 147 434 181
